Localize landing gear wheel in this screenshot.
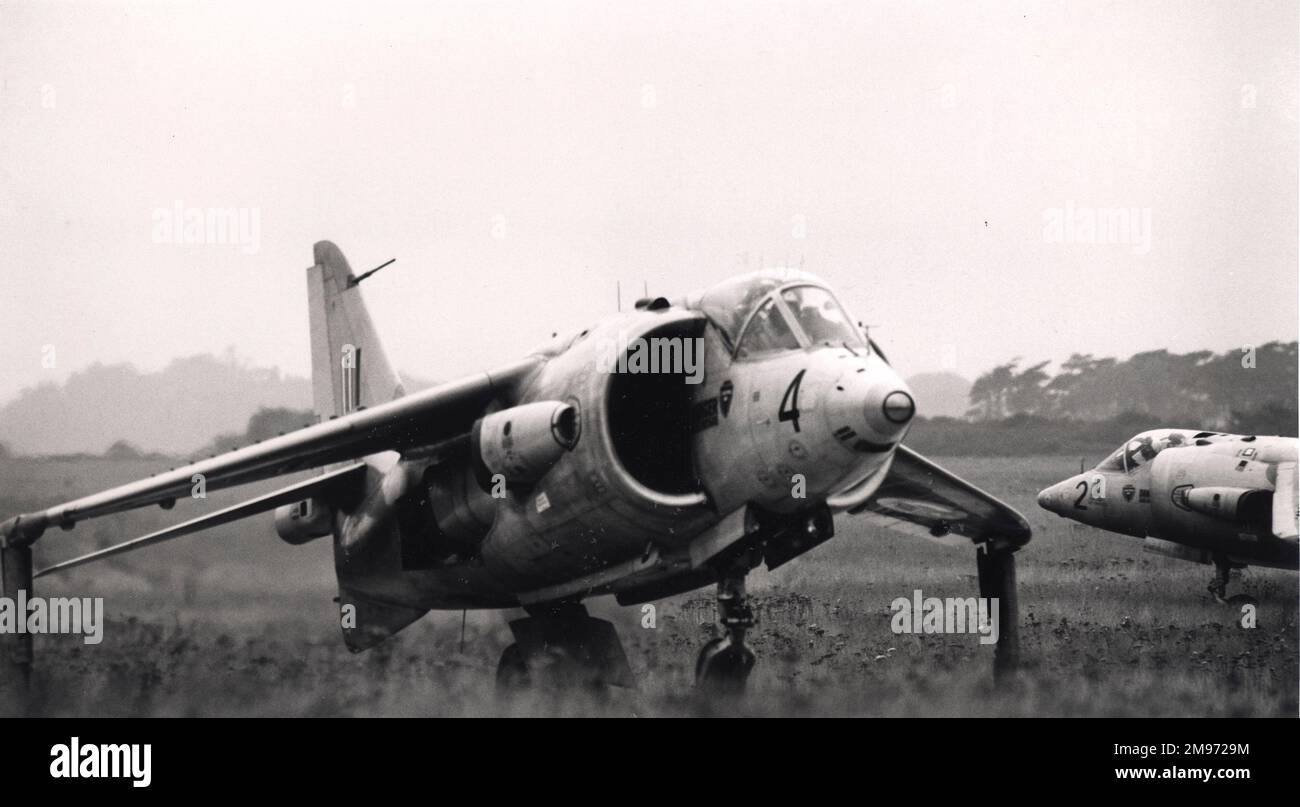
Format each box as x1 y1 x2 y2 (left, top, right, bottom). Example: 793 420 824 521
494 603 635 693
694 636 755 693
496 643 530 690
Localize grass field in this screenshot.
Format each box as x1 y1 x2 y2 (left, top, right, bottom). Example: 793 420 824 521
1 454 1296 717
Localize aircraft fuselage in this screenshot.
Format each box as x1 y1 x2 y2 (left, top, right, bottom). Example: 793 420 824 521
1038 432 1299 572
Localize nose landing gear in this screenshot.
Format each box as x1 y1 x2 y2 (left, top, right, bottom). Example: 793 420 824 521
694 570 756 693
691 507 831 695
1207 553 1256 606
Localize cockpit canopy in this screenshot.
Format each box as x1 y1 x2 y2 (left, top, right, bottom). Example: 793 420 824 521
1095 429 1217 473
682 271 866 359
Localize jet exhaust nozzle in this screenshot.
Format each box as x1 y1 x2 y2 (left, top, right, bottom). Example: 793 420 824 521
1180 486 1264 521
472 400 579 490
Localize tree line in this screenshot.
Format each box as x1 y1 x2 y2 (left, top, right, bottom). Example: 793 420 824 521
964 341 1297 433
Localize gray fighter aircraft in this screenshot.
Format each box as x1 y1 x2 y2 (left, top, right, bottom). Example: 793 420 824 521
1 242 1030 691
1038 430 1299 602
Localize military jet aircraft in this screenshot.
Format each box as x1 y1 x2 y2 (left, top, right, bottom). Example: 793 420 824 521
1038 429 1299 603
1 241 1030 692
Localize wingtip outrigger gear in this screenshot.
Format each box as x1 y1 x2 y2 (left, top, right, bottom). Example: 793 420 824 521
973 513 1030 679
976 539 1021 677
850 446 1032 680
0 514 45 692
0 459 372 691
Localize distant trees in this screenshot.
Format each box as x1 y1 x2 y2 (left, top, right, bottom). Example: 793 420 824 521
103 440 144 459
966 341 1297 432
966 362 1014 421
1228 401 1298 437
246 407 317 443
965 359 1053 420
204 407 316 456
0 352 312 456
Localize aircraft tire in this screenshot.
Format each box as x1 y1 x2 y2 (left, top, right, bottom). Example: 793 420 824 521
495 643 531 691
694 636 755 694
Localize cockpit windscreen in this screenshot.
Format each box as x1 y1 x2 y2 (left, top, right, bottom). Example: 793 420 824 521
780 285 864 348
684 271 868 359
736 298 802 358
1095 429 1198 473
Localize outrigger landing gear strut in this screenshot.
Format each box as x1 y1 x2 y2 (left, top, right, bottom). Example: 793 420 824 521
0 536 36 694
0 513 48 699
976 541 1020 678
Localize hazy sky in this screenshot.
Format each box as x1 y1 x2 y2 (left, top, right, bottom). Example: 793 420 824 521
1 0 1296 406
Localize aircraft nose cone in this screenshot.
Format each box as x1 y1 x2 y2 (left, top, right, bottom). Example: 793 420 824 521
1036 487 1054 511
880 390 915 425
1037 479 1077 515
860 381 914 442
833 362 914 447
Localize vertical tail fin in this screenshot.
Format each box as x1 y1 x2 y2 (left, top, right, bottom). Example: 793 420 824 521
306 241 404 420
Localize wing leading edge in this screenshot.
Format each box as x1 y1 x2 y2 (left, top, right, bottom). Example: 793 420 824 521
848 445 1032 550
0 357 539 548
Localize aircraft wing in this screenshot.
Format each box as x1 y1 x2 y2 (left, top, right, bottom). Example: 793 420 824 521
846 445 1031 550
0 358 539 546
33 461 368 578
